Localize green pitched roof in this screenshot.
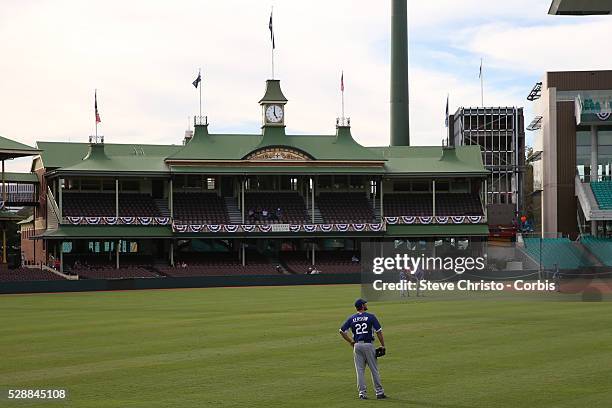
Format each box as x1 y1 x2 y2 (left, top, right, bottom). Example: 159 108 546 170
386 224 489 237
170 165 385 175
259 79 288 103
0 135 40 160
38 225 172 239
34 134 487 177
0 210 25 221
36 141 182 169
1 172 38 183
369 146 488 176
167 125 384 162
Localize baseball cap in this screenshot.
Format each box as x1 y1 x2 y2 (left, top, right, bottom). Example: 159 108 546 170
354 298 368 309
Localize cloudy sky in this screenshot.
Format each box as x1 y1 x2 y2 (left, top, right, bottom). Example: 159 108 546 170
2 0 612 171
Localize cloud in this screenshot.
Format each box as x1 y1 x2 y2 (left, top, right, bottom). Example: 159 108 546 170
0 0 608 172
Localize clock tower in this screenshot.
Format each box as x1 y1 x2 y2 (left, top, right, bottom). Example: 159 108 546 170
259 79 288 127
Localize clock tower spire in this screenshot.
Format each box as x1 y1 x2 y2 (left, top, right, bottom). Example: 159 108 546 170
259 79 288 128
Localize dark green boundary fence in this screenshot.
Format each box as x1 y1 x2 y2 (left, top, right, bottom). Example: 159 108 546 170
0 274 361 295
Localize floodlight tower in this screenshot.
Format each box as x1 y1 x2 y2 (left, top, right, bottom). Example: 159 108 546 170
390 0 410 146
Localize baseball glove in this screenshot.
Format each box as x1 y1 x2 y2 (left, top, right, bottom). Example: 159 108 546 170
375 347 386 358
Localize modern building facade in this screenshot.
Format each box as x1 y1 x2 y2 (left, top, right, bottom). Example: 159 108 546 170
531 70 612 238
450 107 525 225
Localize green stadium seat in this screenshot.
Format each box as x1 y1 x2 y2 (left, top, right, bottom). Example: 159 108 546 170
590 181 612 210
581 236 612 267
523 238 592 269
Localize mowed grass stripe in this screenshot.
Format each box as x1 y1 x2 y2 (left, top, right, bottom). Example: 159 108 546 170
1 285 611 408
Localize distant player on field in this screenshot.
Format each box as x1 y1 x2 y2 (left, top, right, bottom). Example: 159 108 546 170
339 299 386 400
399 266 410 298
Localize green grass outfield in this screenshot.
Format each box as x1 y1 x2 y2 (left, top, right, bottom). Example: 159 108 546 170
1 285 611 408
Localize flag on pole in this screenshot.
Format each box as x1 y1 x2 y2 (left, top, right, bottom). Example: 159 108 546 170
269 10 275 49
95 90 101 124
479 59 483 79
341 71 344 92
445 94 449 128
192 71 202 88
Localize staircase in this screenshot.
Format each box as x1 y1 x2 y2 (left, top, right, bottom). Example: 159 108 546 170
305 198 324 224
269 256 291 275
224 197 242 224
154 199 171 218
369 198 382 222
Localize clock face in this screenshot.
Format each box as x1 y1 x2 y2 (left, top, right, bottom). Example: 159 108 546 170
265 105 284 123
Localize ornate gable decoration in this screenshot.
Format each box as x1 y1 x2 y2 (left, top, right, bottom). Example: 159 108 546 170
246 147 311 161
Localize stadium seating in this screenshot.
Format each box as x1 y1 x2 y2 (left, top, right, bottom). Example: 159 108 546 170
384 193 483 217
62 193 161 217
173 193 229 224
74 266 160 279
0 267 66 281
581 235 612 266
590 181 612 210
436 193 483 216
384 194 432 216
582 98 612 112
317 193 374 223
244 192 308 224
281 251 361 274
158 252 280 276
522 238 592 269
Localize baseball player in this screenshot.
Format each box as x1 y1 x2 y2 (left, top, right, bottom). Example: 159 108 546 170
399 267 410 298
339 299 387 400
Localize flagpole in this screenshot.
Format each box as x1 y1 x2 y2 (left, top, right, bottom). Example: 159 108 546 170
447 93 450 145
271 6 275 79
95 89 98 140
480 58 484 107
198 68 202 119
341 72 345 125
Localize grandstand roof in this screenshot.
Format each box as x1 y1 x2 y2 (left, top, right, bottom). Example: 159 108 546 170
386 224 490 237
0 210 25 221
370 145 488 176
38 225 173 239
36 130 487 177
0 135 40 160
1 172 38 183
166 125 384 162
36 141 181 169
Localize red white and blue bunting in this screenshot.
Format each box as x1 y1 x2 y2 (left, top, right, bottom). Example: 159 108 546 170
65 216 170 226
171 223 386 233
384 215 484 225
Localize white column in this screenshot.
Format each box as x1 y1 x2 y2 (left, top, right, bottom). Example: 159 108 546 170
242 243 246 267
58 178 63 218
115 179 119 218
311 177 315 223
591 125 599 236
305 177 309 210
432 180 436 218
170 240 174 267
59 242 64 274
169 178 173 219
379 178 384 223
241 178 245 224
591 125 599 182
311 243 315 266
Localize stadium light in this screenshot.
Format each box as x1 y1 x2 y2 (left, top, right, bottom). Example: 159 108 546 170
549 0 612 15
